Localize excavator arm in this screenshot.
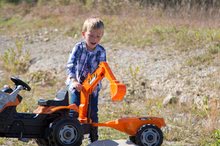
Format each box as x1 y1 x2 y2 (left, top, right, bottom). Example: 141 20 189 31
79 62 126 123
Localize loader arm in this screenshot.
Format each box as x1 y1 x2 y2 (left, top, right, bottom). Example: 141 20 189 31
79 62 126 123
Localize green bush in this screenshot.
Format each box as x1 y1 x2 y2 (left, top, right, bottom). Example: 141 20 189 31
1 40 31 74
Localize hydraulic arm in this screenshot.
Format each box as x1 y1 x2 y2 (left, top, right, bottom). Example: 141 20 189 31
78 62 126 123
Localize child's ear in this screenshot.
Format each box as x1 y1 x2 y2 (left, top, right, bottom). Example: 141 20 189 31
82 32 85 37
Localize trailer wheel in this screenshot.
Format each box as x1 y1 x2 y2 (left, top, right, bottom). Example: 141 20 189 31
129 136 136 144
135 124 163 146
48 118 83 146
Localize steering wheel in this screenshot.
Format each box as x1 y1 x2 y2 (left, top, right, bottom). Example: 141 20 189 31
11 77 31 91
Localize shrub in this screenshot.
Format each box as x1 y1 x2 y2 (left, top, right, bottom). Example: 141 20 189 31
1 40 31 74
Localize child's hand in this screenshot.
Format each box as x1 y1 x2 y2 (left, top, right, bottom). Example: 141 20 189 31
72 81 82 92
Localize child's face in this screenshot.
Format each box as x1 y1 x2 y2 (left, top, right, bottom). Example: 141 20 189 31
82 28 104 50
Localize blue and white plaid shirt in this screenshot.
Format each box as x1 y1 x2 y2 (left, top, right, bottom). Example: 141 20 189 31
66 41 106 95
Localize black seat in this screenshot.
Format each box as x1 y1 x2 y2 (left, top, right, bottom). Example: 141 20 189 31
38 90 69 106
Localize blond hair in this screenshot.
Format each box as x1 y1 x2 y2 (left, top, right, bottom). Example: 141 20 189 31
82 17 104 32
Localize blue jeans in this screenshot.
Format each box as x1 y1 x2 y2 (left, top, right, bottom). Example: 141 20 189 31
69 90 99 123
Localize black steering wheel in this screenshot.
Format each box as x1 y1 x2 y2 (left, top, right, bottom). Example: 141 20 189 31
11 77 31 91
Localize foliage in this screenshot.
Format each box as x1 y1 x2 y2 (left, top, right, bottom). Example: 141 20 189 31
185 42 220 67
0 40 31 74
28 70 57 86
213 130 220 145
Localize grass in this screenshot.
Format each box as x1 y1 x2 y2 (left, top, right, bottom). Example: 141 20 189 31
185 42 220 67
0 39 31 74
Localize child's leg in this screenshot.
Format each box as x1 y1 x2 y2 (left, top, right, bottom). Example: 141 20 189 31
89 94 99 142
90 94 98 123
69 90 80 117
69 90 80 105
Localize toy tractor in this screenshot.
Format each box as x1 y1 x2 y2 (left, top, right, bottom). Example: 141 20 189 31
0 62 165 146
0 77 83 146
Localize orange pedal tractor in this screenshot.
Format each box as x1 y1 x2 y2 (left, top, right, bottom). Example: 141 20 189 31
0 62 165 146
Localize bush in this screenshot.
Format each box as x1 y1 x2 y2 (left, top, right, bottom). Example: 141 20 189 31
1 40 31 74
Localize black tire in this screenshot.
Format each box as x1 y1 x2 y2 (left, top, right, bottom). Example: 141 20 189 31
89 127 98 143
129 135 136 144
35 138 49 146
48 118 83 146
135 124 163 146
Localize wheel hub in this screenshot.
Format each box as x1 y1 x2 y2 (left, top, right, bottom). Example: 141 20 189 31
141 128 159 145
59 125 77 144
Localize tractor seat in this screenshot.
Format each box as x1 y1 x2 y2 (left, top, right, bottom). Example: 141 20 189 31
38 90 69 106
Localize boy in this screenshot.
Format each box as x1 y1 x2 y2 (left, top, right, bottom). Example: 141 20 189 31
66 17 106 142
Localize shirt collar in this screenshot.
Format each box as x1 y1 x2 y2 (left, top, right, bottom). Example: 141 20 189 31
82 40 98 54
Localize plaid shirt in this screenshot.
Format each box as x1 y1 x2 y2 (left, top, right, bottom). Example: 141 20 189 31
66 41 106 94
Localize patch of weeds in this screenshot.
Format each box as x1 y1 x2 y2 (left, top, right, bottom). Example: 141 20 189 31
0 16 21 27
186 52 213 67
151 25 177 42
0 15 24 34
208 80 220 91
16 99 29 112
209 29 220 42
65 25 81 39
103 17 153 47
213 130 220 144
28 70 57 86
174 27 220 52
175 28 198 51
99 127 127 140
208 43 220 55
0 40 31 74
191 105 208 119
185 43 219 67
15 88 37 113
0 138 4 144
126 65 142 98
205 129 220 145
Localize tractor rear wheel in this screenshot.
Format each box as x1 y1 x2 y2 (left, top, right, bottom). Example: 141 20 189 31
48 118 83 146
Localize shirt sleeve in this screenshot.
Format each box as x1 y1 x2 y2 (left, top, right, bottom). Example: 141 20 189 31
100 49 106 62
66 45 78 79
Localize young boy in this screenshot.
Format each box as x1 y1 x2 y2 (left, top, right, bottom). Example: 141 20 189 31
66 17 106 142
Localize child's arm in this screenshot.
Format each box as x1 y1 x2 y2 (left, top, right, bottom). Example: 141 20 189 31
67 47 77 80
99 48 106 62
66 45 82 92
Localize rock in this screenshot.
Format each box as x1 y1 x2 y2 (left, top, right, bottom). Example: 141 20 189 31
179 95 188 106
163 94 178 106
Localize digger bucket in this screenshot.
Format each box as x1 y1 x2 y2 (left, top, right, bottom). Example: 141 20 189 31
110 80 126 101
